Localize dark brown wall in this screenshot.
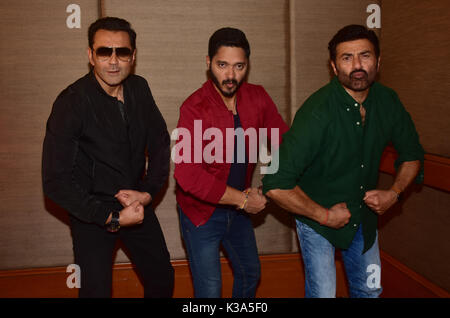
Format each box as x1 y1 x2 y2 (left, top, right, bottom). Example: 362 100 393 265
0 0 100 269
0 0 448 294
377 0 450 291
379 0 450 157
0 0 382 270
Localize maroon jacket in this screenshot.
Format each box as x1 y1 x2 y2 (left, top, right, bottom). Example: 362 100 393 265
174 80 288 226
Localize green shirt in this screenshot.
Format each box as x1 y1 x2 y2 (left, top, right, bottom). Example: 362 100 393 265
263 76 424 252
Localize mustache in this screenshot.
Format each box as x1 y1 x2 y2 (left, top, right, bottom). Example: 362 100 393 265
350 69 368 77
222 79 238 85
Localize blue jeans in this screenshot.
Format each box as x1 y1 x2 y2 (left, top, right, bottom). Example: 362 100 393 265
296 220 382 298
179 207 261 298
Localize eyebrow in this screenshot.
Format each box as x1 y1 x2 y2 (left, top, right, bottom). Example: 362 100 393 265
215 60 247 66
340 50 372 57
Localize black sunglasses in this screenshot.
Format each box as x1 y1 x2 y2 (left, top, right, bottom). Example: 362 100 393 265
94 47 133 61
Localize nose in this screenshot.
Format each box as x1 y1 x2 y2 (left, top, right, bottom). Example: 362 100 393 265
353 55 362 69
225 65 235 79
108 51 119 64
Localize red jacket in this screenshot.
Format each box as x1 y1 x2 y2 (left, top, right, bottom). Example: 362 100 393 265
174 80 288 226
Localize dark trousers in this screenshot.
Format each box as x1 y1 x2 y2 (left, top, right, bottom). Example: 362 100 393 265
70 208 174 298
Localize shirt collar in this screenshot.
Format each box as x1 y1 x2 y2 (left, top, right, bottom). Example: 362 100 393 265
331 76 375 109
87 70 129 101
204 79 244 111
204 79 225 107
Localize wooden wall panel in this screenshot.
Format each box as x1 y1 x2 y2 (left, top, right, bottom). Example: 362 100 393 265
292 0 380 117
0 0 99 269
102 0 293 262
380 0 450 157
376 0 450 293
1 2 448 297
0 0 292 269
378 172 450 292
1 253 448 298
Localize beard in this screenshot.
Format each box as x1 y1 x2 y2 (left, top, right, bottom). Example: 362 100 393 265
336 67 377 92
209 68 244 98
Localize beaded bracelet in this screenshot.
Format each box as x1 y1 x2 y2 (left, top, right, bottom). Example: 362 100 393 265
240 190 249 210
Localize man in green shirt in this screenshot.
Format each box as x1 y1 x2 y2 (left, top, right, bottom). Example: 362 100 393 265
262 25 424 298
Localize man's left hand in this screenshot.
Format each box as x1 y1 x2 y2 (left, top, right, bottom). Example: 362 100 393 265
363 189 397 215
115 190 152 207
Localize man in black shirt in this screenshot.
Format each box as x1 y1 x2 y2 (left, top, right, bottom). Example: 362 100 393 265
42 17 174 297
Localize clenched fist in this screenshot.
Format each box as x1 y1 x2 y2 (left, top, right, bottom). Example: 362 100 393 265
243 188 267 214
325 202 351 229
363 189 397 215
118 200 145 227
115 190 152 207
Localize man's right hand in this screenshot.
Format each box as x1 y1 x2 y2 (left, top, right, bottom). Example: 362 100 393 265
218 186 267 214
325 202 351 229
118 200 145 227
243 188 267 214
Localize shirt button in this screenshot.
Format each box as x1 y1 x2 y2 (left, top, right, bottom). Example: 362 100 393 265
353 224 358 227
361 164 364 168
347 108 350 111
360 185 364 189
356 121 360 125
360 205 362 208
354 103 359 107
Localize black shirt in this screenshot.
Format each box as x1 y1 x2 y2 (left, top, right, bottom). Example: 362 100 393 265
227 112 248 191
214 111 248 214
42 72 170 226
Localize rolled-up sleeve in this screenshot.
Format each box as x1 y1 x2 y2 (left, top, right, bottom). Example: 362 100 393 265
390 92 425 183
262 105 326 194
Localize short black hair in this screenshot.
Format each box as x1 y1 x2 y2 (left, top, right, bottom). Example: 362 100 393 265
208 27 250 60
328 24 379 62
88 17 136 50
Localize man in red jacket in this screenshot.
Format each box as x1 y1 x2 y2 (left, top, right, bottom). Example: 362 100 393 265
173 27 288 297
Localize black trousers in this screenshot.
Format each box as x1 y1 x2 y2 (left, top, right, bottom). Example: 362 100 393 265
70 208 174 298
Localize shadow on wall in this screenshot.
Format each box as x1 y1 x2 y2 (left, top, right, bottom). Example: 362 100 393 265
44 196 71 227
250 200 295 230
378 183 424 230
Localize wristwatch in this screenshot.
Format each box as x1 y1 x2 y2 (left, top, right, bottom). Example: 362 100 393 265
106 211 120 232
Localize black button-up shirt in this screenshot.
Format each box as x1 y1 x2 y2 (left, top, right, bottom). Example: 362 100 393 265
42 72 170 226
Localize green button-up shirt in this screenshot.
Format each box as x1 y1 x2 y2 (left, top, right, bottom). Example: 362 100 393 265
263 76 424 252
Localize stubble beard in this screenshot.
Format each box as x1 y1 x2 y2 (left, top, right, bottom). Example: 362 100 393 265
336 65 378 92
209 67 243 98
